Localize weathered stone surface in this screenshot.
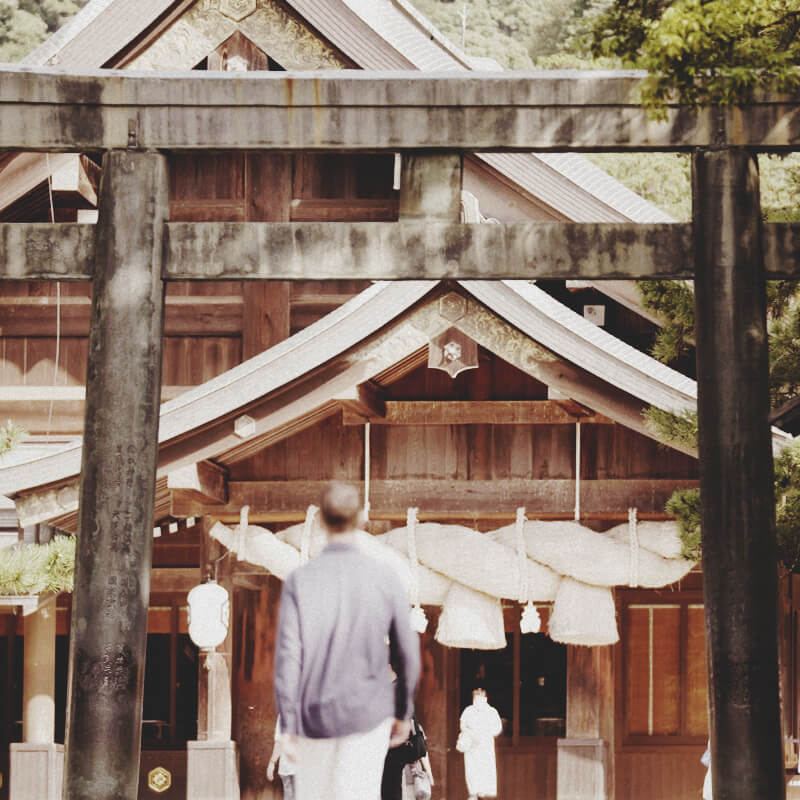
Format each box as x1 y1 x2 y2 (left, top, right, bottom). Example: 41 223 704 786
163 221 695 279
63 150 168 800
1 220 799 281
693 149 784 800
0 66 799 151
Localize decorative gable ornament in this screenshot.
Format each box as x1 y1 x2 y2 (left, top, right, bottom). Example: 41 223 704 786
428 327 479 379
219 0 257 22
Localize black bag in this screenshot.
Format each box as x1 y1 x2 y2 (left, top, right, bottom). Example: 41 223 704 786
399 717 427 765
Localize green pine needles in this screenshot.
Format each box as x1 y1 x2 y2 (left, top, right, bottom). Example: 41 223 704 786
0 535 75 596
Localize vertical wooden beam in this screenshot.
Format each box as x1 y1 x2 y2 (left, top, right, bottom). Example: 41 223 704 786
558 644 614 800
398 152 463 222
188 519 239 799
241 153 291 360
693 148 784 799
22 601 55 744
63 150 168 800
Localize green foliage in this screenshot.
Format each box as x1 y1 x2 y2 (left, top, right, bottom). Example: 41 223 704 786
591 0 800 112
637 279 695 362
665 487 701 561
0 420 24 457
664 442 800 572
644 406 698 448
587 152 691 220
0 0 87 62
408 0 616 68
769 303 800 407
775 442 800 573
0 535 75 595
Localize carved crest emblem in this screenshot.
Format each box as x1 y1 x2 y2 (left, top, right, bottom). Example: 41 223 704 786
148 767 172 794
219 0 257 22
428 327 479 379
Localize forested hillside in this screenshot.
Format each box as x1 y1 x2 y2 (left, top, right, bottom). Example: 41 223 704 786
0 0 88 61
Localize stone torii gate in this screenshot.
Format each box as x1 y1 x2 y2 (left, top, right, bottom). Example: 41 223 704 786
2 66 800 800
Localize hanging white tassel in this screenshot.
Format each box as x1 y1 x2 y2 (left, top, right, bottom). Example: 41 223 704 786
520 602 541 634
407 507 428 633
628 506 640 587
301 504 318 566
515 506 541 633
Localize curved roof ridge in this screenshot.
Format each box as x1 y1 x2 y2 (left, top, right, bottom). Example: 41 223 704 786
0 280 436 496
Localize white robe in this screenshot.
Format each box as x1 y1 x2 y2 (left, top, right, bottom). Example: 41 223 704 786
460 701 502 798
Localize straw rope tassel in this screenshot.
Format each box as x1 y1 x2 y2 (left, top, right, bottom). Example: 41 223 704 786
628 507 640 587
516 506 541 633
407 507 428 633
300 504 318 566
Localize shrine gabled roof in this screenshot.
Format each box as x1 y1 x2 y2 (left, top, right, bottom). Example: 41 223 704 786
21 0 671 227
0 279 793 516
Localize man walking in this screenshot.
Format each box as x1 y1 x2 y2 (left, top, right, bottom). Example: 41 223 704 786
274 482 420 800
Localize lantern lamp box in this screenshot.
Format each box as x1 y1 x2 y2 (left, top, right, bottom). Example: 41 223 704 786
428 328 479 379
187 580 230 651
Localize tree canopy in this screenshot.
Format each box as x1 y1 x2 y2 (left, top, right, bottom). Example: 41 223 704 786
591 0 800 110
0 0 87 62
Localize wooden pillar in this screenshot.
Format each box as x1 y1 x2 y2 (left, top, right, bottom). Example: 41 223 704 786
187 519 239 800
63 150 168 800
693 148 784 799
557 644 614 800
9 601 62 800
23 602 55 744
399 153 462 222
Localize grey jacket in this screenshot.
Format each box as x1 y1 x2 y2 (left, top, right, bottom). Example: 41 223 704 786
274 538 420 738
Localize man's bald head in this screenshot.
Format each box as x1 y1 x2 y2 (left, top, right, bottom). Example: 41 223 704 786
320 482 361 534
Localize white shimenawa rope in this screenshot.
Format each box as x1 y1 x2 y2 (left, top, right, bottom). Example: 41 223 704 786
363 422 371 521
407 507 428 633
515 506 541 633
574 421 581 520
300 505 318 566
628 507 640 587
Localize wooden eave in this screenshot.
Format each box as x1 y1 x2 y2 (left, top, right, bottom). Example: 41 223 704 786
4 278 793 501
3 276 773 529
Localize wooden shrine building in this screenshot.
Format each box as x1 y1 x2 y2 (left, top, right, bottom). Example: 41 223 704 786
1 2 800 800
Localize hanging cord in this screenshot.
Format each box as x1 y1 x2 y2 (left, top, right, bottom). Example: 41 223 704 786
628 507 640 587
232 505 249 563
363 421 371 522
45 154 61 441
516 506 540 633
300 504 318 565
574 421 581 521
407 507 428 633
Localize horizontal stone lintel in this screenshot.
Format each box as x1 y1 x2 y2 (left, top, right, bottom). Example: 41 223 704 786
2 221 799 281
0 67 798 151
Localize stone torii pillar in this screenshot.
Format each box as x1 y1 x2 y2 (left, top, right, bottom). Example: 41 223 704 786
62 150 168 800
693 148 785 799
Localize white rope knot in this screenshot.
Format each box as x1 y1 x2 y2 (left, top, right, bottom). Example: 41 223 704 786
515 507 541 633
407 507 427 633
301 505 318 566
628 507 640 587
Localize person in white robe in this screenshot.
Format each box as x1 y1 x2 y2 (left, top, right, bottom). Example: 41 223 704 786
458 689 503 799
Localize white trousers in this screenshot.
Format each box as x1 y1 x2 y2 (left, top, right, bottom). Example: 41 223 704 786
296 718 392 800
